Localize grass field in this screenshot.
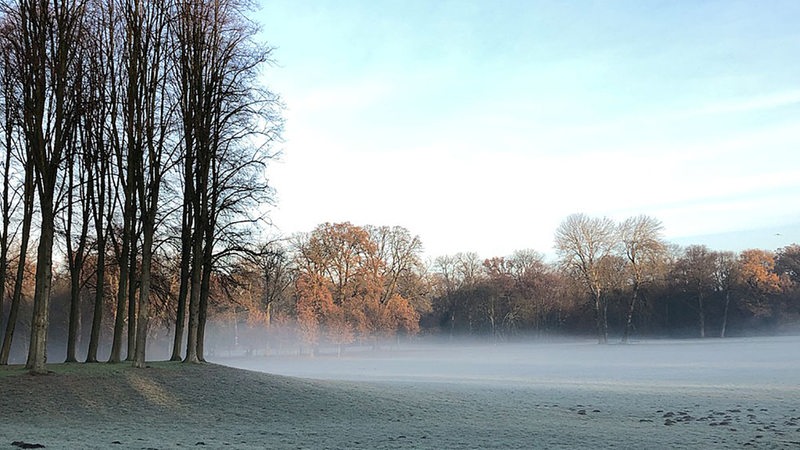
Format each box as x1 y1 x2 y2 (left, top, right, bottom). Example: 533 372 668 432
1 336 799 449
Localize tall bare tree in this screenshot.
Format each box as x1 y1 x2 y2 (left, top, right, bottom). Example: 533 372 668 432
0 103 32 365
367 225 425 304
619 214 666 343
9 0 86 373
84 0 119 363
555 213 618 344
673 245 716 338
122 0 173 369
0 12 17 351
62 85 92 362
176 0 281 363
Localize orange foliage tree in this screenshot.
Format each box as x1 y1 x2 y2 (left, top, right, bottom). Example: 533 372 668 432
293 222 420 349
737 249 783 318
295 273 338 350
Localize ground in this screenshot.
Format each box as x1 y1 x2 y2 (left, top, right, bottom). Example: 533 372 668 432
1 336 799 449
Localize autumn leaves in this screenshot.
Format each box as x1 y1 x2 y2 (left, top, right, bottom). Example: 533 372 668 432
294 223 421 352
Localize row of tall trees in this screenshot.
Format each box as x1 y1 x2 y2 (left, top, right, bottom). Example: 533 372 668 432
0 0 280 372
4 216 795 362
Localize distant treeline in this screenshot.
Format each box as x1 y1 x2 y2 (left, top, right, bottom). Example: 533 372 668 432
12 217 800 363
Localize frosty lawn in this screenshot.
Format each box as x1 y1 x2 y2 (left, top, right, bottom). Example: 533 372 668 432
2 336 799 449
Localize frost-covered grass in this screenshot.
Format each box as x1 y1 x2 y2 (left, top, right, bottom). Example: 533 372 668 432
1 336 799 449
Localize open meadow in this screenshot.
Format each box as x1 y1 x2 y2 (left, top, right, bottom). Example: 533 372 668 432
1 336 799 449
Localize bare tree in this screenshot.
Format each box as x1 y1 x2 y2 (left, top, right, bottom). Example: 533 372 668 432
1 156 36 364
366 225 425 304
252 240 291 328
62 85 92 362
123 0 173 369
555 213 618 344
619 214 666 343
84 0 119 363
0 12 18 354
8 0 87 373
0 49 32 363
673 245 716 338
176 0 281 363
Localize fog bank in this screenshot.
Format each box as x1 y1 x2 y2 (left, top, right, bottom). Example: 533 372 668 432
212 335 800 389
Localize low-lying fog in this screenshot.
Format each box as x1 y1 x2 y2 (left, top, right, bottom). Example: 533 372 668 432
212 335 800 389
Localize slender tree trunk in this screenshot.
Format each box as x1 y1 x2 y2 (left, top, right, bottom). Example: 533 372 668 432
197 177 217 362
133 221 154 368
27 197 55 374
110 186 138 363
601 297 609 344
0 163 33 365
126 242 138 361
197 261 211 362
622 282 639 344
0 82 12 357
66 150 90 362
594 290 607 344
87 155 109 362
184 229 203 363
108 217 130 363
720 291 731 338
86 244 106 362
66 262 81 362
698 293 706 338
197 206 213 363
170 200 192 361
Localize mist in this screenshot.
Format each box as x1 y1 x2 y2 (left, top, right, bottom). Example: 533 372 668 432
210 335 800 389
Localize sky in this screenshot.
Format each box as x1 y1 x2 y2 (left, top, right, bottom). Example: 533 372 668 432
253 0 800 259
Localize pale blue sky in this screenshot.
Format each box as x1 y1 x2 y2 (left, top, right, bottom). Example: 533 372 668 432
256 1 800 258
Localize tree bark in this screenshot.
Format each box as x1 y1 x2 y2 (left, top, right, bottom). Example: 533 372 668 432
133 221 154 368
27 197 55 373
